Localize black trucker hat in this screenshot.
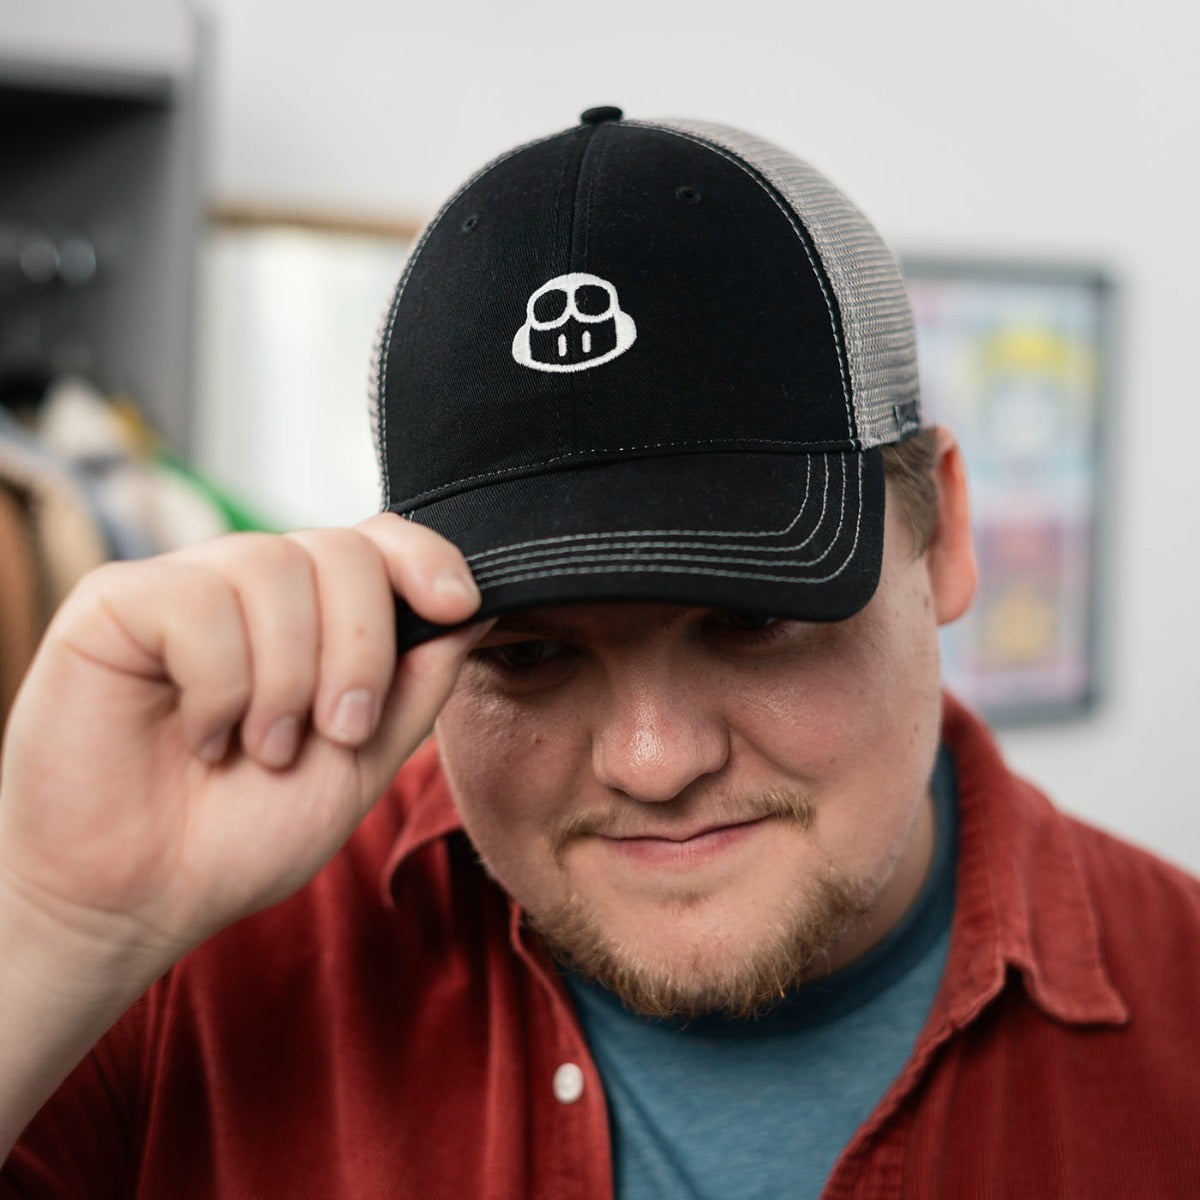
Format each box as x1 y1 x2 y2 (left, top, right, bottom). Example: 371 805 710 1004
370 107 922 649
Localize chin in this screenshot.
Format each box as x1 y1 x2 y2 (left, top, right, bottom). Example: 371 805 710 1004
528 871 874 1020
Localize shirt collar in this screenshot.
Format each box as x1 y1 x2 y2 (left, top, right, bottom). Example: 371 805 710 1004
936 693 1128 1029
380 698 1129 1028
378 737 580 1019
380 738 464 908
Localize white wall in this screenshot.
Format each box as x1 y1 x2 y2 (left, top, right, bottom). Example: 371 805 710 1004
191 0 1200 869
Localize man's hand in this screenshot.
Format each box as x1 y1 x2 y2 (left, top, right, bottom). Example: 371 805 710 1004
0 515 487 1154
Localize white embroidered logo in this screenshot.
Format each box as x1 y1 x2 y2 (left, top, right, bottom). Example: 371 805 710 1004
512 272 637 373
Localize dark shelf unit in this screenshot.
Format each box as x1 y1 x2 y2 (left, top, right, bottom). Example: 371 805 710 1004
0 5 205 452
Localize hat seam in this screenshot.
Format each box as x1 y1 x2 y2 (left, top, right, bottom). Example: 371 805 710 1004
392 436 854 511
628 119 855 444
371 127 573 509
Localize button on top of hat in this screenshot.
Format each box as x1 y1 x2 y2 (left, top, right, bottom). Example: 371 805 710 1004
580 106 623 125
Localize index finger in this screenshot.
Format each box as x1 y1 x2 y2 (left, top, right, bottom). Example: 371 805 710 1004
353 513 481 630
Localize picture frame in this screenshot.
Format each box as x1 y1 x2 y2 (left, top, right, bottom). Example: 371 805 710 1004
902 256 1115 726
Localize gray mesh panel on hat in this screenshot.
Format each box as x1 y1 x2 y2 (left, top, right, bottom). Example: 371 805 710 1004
633 118 920 450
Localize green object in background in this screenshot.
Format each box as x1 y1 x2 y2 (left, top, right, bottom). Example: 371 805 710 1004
158 451 279 534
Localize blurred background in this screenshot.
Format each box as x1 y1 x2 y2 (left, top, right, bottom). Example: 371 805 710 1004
1 0 1197 867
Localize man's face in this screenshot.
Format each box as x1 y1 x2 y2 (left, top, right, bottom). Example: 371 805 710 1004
436 475 963 1019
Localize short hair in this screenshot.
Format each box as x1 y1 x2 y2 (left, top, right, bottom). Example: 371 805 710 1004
881 426 938 555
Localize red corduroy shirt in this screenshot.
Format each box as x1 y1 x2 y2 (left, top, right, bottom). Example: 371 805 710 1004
6 694 1200 1197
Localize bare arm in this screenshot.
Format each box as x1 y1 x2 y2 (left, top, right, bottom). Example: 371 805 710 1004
0 515 487 1158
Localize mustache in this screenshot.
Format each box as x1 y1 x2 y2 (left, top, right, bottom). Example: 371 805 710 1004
549 788 816 861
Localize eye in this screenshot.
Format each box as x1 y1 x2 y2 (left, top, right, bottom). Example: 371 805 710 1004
704 609 795 650
476 639 567 671
532 289 568 323
713 609 782 634
574 284 611 316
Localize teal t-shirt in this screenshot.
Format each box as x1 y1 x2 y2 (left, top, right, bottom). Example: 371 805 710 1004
563 747 958 1200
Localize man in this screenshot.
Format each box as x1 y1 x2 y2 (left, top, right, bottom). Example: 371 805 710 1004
2 108 1199 1197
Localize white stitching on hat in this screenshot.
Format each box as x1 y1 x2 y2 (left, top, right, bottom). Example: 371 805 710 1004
472 455 862 586
631 121 854 440
468 456 815 563
468 458 816 561
470 493 839 579
472 456 864 588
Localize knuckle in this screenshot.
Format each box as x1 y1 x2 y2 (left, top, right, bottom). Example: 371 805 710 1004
212 670 254 714
290 526 379 576
174 565 238 623
61 559 135 613
237 532 311 579
253 661 316 709
360 512 461 565
179 638 253 713
181 674 251 732
188 532 313 585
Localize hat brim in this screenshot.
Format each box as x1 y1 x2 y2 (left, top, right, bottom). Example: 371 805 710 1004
390 449 885 652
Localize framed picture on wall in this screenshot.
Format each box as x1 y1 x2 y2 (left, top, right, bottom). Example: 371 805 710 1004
902 257 1115 726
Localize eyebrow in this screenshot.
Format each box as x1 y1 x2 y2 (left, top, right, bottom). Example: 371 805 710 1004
487 614 578 640
487 606 700 641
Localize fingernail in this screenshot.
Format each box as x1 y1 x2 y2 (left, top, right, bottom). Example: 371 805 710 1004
260 716 301 766
199 728 230 764
433 566 480 607
331 689 375 743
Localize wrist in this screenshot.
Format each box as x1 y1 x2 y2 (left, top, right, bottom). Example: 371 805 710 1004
0 869 162 1158
0 861 168 1020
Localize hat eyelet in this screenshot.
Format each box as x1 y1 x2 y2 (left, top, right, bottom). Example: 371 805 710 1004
461 213 480 234
675 186 702 205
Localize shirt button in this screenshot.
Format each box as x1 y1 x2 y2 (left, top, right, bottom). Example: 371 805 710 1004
553 1062 585 1105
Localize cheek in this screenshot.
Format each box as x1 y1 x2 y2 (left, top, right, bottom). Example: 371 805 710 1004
734 580 942 863
730 623 896 776
435 683 584 907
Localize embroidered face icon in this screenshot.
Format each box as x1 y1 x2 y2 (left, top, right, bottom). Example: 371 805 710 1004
512 272 637 373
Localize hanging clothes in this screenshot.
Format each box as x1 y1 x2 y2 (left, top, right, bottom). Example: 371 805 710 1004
0 482 42 731
0 375 272 732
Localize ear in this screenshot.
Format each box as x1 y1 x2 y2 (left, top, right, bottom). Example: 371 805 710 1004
925 426 978 626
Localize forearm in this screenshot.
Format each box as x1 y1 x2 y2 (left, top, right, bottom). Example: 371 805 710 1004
0 876 156 1160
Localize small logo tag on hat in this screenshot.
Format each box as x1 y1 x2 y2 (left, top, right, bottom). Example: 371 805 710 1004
893 401 921 437
512 272 637 373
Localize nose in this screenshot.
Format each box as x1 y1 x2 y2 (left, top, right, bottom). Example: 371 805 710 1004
590 669 730 803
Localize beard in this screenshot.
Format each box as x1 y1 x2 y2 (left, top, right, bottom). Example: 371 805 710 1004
524 789 877 1021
